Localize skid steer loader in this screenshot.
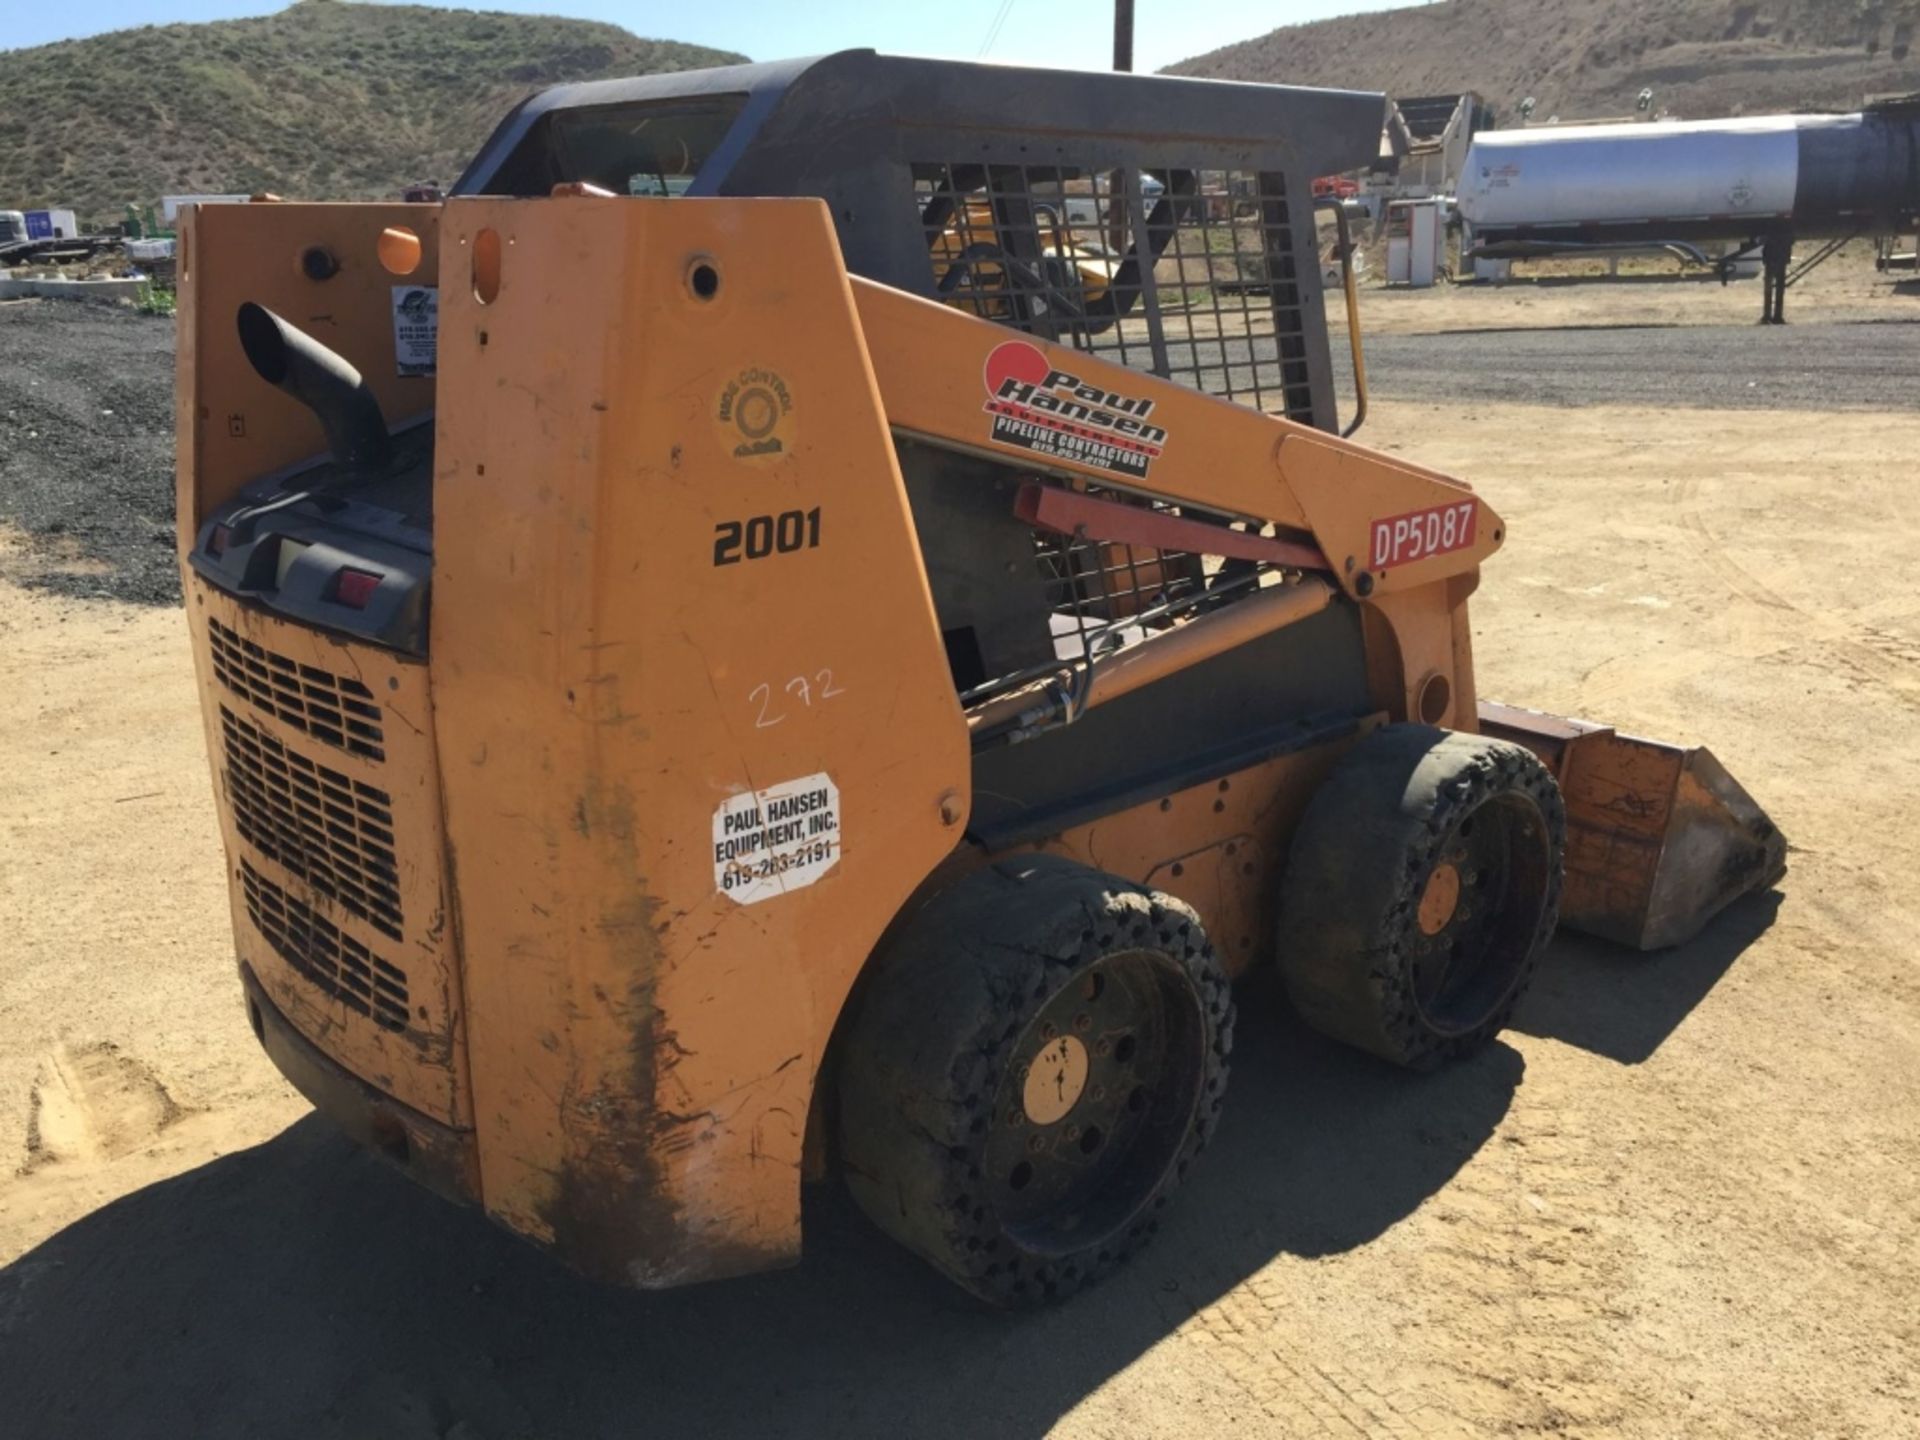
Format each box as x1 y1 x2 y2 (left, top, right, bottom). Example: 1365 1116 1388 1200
175 53 1784 1306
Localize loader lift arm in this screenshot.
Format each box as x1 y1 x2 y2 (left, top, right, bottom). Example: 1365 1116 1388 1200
850 275 1493 763
850 277 1494 607
850 278 1784 949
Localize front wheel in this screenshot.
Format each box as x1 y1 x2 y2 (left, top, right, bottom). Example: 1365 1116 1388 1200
838 855 1233 1307
1276 725 1565 1070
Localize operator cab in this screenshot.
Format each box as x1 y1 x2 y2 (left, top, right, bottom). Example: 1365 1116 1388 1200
189 51 1381 689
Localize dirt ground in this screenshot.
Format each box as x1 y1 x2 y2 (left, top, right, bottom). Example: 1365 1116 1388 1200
3 265 1919 1438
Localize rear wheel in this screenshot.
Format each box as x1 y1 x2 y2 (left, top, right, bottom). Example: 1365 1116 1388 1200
1276 725 1565 1070
839 855 1232 1307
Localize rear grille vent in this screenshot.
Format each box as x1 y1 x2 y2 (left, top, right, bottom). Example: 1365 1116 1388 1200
207 617 386 761
222 706 404 940
242 861 411 1033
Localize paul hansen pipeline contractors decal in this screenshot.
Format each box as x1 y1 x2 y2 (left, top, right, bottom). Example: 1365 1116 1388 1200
982 341 1168 481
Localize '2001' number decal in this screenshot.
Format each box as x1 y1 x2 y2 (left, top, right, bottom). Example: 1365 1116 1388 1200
1370 500 1477 570
714 507 822 566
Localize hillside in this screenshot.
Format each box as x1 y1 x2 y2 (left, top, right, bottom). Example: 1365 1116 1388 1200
0 0 743 218
1169 0 1920 124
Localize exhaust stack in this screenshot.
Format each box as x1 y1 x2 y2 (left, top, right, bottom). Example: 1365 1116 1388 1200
236 302 392 472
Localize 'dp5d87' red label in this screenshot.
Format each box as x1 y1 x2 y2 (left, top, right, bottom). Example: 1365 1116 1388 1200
1370 500 1478 570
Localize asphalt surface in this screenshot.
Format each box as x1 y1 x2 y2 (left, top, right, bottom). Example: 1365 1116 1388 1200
1360 317 1920 411
2 297 1915 605
0 299 176 604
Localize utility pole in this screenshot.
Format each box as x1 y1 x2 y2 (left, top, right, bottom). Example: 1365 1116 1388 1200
1114 0 1134 72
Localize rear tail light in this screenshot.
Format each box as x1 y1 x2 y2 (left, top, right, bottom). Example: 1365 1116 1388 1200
207 524 232 557
333 568 382 609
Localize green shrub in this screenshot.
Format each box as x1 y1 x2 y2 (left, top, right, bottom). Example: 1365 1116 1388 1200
0 2 744 213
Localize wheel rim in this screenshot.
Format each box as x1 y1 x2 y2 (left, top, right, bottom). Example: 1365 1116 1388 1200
983 950 1205 1255
1409 791 1552 1034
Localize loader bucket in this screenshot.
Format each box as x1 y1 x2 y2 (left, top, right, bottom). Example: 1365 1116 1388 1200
1478 701 1787 951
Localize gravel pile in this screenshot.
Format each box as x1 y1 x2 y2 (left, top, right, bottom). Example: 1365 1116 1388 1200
0 298 178 604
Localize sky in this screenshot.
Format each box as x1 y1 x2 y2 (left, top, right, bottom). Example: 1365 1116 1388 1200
0 0 1416 73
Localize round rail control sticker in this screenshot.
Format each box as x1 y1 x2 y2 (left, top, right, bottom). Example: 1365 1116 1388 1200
716 367 795 462
713 772 841 904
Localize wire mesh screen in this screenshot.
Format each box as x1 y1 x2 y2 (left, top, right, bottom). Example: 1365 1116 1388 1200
1035 495 1207 653
952 478 1305 713
914 163 1315 422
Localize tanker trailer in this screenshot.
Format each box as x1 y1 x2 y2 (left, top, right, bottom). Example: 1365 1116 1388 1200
1458 102 1920 322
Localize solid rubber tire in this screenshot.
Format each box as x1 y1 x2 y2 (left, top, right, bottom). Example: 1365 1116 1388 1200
1275 724 1565 1071
838 854 1233 1307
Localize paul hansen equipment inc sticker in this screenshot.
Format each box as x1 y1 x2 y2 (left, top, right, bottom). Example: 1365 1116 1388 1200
982 340 1167 481
712 772 841 904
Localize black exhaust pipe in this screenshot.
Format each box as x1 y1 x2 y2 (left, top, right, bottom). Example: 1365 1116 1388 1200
236 302 393 472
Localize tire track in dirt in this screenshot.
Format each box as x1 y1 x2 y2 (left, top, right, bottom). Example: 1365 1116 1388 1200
1670 472 1920 713
20 1042 189 1173
1404 1102 1637 1435
1168 1278 1441 1437
1152 1091 1640 1437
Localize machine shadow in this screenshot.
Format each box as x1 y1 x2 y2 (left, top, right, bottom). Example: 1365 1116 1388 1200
1513 890 1782 1065
0 978 1520 1440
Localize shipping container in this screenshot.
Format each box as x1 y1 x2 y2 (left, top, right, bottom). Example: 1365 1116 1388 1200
25 208 80 239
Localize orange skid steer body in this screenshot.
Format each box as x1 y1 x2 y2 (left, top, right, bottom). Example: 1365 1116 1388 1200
176 189 1783 1301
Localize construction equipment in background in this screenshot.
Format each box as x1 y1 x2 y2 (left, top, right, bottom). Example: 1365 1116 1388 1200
122 203 170 240
1372 92 1494 200
174 52 1785 1308
1458 99 1920 321
928 195 1121 323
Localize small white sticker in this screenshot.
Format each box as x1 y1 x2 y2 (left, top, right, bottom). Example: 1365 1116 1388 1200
392 285 438 376
712 772 841 905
